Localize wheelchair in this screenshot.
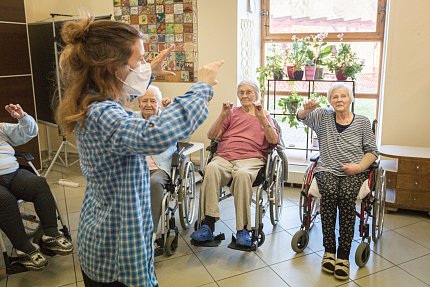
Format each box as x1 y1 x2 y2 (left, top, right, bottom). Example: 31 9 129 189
0 152 71 275
192 135 288 251
156 142 198 256
290 153 387 267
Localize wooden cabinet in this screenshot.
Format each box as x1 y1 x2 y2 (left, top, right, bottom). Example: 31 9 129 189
381 146 430 214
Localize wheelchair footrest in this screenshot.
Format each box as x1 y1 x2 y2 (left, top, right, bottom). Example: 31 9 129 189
227 234 257 252
190 233 225 247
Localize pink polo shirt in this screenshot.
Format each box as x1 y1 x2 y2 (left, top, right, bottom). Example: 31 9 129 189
216 107 277 161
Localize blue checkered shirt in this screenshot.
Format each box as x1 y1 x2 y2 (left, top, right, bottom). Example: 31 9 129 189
76 82 213 286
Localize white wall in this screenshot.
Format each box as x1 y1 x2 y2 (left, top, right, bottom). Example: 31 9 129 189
379 0 430 147
25 0 239 151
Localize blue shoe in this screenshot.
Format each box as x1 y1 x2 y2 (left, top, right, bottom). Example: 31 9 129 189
191 225 215 242
236 229 252 247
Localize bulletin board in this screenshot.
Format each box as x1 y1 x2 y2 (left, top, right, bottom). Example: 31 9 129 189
113 0 198 83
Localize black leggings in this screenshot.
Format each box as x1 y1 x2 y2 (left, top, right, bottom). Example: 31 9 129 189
0 169 59 253
315 171 368 259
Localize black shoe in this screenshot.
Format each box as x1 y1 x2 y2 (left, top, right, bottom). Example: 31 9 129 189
16 244 48 271
41 234 73 256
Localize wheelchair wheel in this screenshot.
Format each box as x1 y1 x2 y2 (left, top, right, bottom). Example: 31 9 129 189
257 230 265 247
291 230 309 253
178 160 196 229
164 235 178 257
299 162 315 224
18 201 43 244
355 242 371 267
269 156 284 226
299 189 319 231
372 167 386 242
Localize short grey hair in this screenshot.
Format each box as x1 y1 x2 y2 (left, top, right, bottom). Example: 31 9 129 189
237 80 260 102
139 85 162 105
327 83 354 102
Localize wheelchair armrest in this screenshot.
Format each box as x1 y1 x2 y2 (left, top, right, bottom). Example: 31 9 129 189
14 152 35 162
369 161 379 170
177 142 193 155
206 140 219 153
310 153 320 162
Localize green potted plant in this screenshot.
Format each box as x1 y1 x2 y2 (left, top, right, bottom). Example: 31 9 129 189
287 36 309 80
308 32 332 79
326 42 364 80
278 90 303 128
257 45 285 95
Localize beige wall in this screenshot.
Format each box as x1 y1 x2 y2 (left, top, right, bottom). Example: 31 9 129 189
379 0 430 147
25 0 238 152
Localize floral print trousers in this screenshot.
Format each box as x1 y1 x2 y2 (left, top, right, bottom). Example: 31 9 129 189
315 171 369 259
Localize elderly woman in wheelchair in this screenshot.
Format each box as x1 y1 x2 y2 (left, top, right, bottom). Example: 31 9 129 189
137 85 197 257
294 83 380 280
0 104 73 271
191 81 280 250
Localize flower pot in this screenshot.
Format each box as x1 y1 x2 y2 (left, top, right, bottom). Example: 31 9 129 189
314 67 324 79
335 68 348 81
286 101 299 114
286 66 295 79
272 69 283 80
293 69 304 80
304 65 316 80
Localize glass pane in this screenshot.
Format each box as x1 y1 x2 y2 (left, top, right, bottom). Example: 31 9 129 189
262 41 380 94
354 98 377 122
269 0 378 34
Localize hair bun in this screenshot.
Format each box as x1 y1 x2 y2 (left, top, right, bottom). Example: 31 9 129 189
61 18 92 45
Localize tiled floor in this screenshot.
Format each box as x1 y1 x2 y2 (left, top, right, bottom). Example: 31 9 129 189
1 163 430 287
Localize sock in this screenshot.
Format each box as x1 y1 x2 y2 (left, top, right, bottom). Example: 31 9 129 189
43 227 61 238
202 216 216 232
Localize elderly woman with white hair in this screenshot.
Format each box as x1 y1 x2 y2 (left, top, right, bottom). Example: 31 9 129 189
136 85 174 256
297 83 379 280
191 80 279 247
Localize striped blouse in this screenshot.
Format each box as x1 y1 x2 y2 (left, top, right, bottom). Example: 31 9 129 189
299 108 379 176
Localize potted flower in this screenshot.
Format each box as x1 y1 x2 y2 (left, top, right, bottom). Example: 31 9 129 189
308 32 332 79
326 42 364 80
278 90 303 128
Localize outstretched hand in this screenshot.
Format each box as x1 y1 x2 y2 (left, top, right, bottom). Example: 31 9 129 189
198 60 224 86
303 99 320 112
150 45 176 78
5 104 26 119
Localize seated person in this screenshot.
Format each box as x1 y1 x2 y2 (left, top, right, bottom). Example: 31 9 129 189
191 81 279 247
0 104 73 271
297 83 378 280
135 85 175 253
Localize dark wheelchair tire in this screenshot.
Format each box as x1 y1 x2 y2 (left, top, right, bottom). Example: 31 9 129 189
164 235 178 257
355 242 371 267
291 230 309 253
257 230 265 247
372 167 386 242
179 161 196 230
269 156 284 226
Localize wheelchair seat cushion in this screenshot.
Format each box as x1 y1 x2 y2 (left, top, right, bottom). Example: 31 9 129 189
190 224 215 242
308 178 371 200
235 229 252 247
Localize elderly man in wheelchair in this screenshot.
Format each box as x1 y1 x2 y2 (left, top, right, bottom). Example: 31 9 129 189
137 85 197 256
293 83 381 281
191 81 282 250
0 104 73 272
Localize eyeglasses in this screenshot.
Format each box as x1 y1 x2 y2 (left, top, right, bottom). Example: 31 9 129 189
238 90 255 96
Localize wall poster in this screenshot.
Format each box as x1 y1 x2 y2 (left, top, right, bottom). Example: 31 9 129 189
113 0 198 83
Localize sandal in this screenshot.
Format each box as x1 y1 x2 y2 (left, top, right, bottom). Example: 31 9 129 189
334 258 350 280
321 252 336 274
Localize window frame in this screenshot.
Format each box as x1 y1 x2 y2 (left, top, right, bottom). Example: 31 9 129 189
260 0 387 103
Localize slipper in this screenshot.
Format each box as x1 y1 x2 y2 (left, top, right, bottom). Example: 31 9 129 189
190 225 214 242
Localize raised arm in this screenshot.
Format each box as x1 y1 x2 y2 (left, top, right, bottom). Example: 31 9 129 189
207 101 233 140
1 104 38 146
254 104 278 144
297 99 320 119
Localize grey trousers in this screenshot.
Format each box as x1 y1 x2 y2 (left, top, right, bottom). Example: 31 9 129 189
150 169 170 231
199 156 265 231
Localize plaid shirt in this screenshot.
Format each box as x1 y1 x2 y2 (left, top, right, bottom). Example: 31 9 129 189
76 82 213 286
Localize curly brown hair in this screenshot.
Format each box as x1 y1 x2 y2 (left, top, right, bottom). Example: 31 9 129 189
55 17 142 133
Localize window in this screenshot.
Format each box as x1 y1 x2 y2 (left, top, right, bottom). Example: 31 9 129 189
261 0 386 163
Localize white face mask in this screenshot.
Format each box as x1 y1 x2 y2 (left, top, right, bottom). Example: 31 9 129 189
119 63 152 96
